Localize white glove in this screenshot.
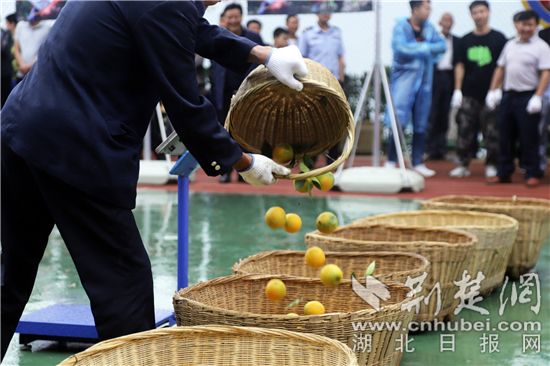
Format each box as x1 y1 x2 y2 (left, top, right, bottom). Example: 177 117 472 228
485 89 502 111
265 45 308 91
451 90 463 108
526 95 542 114
238 154 291 186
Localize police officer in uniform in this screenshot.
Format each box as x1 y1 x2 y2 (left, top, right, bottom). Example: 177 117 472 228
299 3 345 164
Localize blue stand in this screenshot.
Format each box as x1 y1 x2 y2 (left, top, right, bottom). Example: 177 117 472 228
16 152 199 345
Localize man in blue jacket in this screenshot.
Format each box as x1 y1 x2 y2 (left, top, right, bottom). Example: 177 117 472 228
0 1 307 358
385 0 446 177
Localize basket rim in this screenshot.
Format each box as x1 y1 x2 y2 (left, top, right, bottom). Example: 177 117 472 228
352 210 519 230
225 62 355 181
174 273 413 319
58 325 358 366
423 195 550 211
232 249 430 277
305 224 477 248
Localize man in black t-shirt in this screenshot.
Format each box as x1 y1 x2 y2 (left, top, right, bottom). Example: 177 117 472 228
449 1 507 178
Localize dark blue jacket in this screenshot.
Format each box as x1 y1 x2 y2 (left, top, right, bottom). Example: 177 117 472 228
209 27 263 113
1 1 257 209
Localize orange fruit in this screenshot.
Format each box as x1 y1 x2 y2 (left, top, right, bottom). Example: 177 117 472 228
265 279 286 301
320 264 343 287
272 144 294 165
265 206 286 229
294 179 313 194
316 172 335 192
316 212 339 234
304 246 326 268
284 213 302 233
304 301 325 315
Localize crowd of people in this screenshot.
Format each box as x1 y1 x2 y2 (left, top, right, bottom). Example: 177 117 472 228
387 0 549 188
209 0 550 187
1 1 548 187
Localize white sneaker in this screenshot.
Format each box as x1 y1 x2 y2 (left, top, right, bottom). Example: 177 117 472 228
413 164 436 177
384 161 396 169
449 166 471 178
485 165 497 178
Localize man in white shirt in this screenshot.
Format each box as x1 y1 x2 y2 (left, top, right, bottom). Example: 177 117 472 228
13 17 54 80
486 10 550 187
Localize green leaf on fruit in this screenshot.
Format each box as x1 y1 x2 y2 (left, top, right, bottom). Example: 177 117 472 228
286 298 302 309
303 155 314 168
365 261 376 277
311 177 321 189
299 161 311 173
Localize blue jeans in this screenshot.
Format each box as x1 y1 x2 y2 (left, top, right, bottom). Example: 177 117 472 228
386 66 432 166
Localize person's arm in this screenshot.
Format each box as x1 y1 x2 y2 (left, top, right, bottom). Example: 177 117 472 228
338 55 345 83
392 23 430 59
132 3 245 176
454 62 465 91
195 18 258 75
132 3 294 183
428 28 446 56
535 70 550 96
13 40 31 75
489 66 504 91
298 32 308 58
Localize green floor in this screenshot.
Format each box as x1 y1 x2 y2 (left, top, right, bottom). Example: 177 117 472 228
2 191 549 366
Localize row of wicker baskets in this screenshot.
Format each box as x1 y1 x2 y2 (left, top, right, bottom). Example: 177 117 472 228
59 195 549 366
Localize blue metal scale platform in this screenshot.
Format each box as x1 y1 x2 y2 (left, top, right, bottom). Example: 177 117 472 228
16 152 198 345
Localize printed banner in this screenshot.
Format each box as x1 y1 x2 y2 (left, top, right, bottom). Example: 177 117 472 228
248 0 373 15
16 0 66 22
522 0 550 27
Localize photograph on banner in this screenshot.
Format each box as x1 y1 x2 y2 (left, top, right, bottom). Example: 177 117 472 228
16 0 66 22
522 0 550 27
248 0 373 15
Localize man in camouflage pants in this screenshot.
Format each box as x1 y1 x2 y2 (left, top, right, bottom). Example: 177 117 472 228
454 97 500 174
449 1 507 178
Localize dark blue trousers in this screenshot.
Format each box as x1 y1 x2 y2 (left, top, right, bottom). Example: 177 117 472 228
497 91 542 179
1 145 155 359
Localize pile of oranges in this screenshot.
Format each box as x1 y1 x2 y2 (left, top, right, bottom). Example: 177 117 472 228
264 246 344 316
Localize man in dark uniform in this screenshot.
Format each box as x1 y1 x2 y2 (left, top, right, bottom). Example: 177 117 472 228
0 0 307 359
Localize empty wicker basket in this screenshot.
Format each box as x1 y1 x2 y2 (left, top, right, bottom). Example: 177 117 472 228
305 224 476 322
174 274 414 366
352 211 518 295
422 195 550 278
225 59 354 180
58 325 358 366
232 250 430 285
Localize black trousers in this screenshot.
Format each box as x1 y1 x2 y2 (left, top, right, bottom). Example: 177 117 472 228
1 75 12 108
426 69 453 158
1 145 155 360
497 91 542 179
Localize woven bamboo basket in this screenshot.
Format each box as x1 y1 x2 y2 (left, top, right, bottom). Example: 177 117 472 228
421 195 550 279
232 250 430 285
58 325 358 366
305 224 476 322
174 274 414 366
225 59 355 180
352 211 518 295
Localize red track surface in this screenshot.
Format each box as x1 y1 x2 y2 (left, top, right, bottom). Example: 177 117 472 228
140 156 550 199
